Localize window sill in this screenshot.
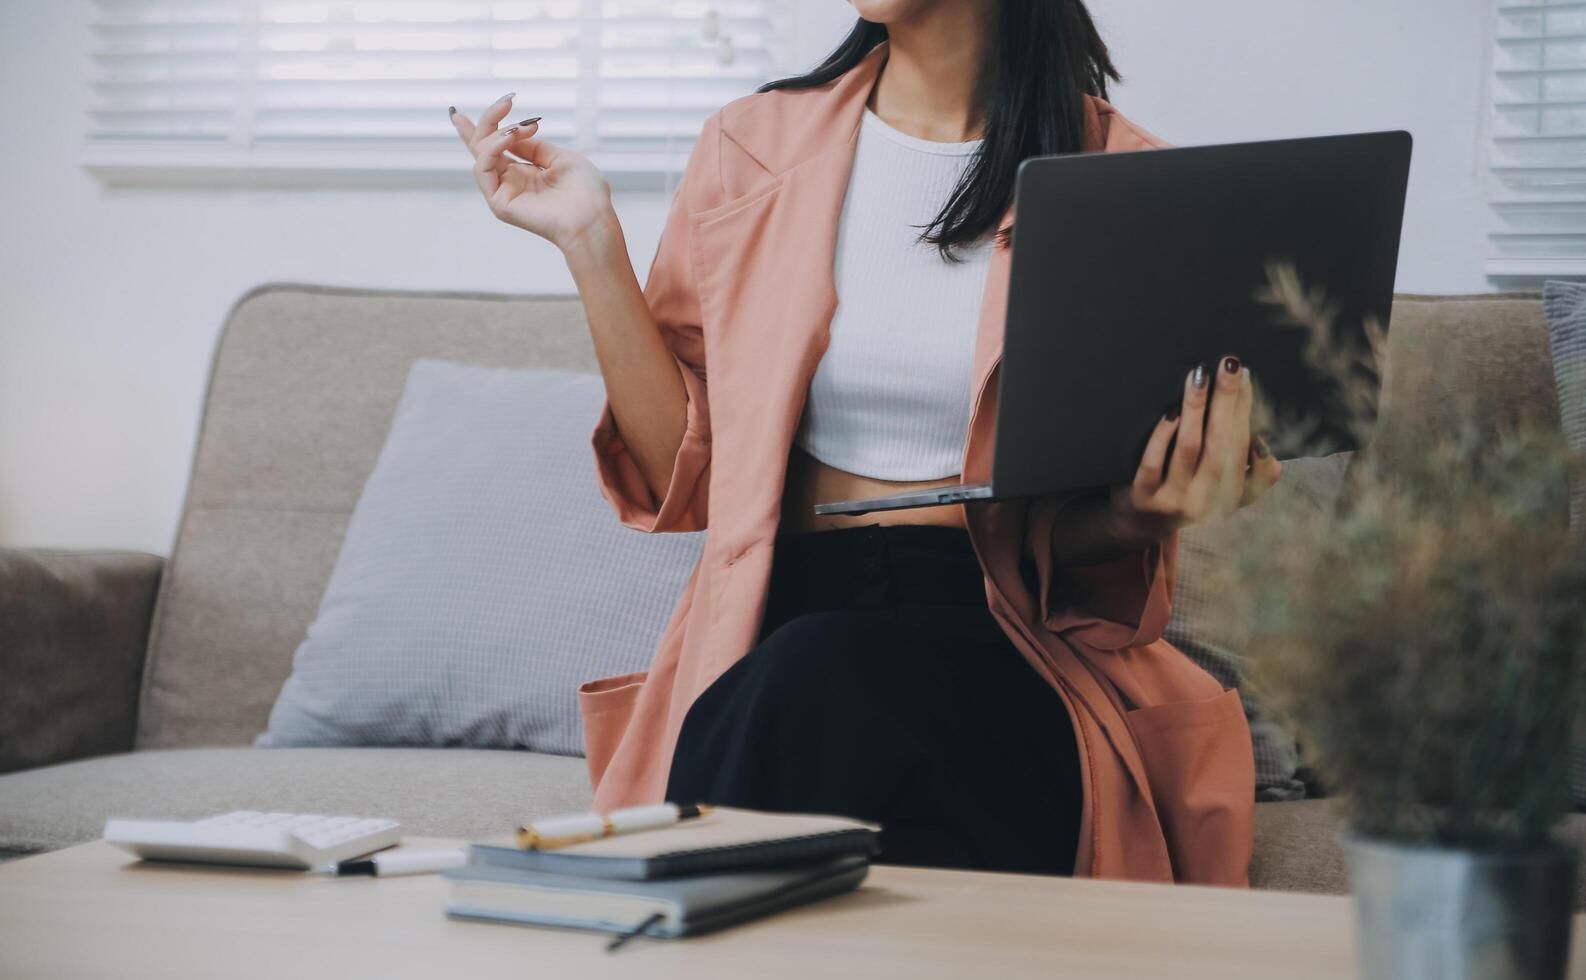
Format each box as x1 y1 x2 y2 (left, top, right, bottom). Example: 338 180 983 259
79 142 688 192
1486 257 1586 285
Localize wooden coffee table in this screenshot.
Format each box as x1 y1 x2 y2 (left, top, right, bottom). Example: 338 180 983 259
3 838 1584 979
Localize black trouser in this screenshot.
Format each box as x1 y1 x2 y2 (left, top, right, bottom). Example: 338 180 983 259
666 524 1082 876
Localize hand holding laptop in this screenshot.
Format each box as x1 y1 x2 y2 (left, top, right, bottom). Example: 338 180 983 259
1101 356 1282 548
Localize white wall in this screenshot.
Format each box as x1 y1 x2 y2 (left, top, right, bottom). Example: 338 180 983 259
1090 0 1493 297
0 0 1497 554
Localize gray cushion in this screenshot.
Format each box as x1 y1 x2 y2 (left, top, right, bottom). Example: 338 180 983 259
0 747 594 860
137 286 601 750
259 361 703 756
1544 282 1586 540
1543 281 1586 808
1169 454 1353 801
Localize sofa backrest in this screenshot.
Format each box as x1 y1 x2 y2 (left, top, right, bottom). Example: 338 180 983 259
1378 294 1559 452
134 286 1563 750
136 284 598 749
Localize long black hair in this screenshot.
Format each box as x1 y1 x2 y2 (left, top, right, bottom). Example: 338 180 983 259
760 4 1118 258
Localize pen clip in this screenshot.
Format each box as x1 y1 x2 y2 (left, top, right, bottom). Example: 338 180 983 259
515 826 602 850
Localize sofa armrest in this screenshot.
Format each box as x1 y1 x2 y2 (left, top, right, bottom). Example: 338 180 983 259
0 549 164 774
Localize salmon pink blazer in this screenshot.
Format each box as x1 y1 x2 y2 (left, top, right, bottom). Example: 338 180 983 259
580 44 1256 887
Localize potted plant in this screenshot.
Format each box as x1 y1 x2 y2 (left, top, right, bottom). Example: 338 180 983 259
1227 266 1586 980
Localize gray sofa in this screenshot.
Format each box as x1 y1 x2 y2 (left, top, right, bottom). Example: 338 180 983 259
2 284 1581 905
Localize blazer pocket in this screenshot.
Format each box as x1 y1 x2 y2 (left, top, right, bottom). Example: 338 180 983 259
1125 687 1256 886
578 671 648 789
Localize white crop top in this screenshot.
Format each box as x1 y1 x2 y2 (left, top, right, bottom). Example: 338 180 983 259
794 109 994 483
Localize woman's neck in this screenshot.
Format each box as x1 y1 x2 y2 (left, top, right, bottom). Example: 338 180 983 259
869 4 992 144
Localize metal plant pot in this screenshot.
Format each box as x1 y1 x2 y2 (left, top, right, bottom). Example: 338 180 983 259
1342 833 1577 980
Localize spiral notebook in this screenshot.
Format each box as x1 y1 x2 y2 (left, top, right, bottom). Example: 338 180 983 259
468 807 881 881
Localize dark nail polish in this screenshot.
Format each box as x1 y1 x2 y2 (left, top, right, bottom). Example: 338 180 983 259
1223 356 1242 375
516 116 541 127
501 126 519 137
447 106 457 117
1166 405 1180 422
1192 364 1208 389
1254 438 1271 459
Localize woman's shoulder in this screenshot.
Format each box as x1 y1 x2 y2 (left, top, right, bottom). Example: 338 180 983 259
1084 96 1172 152
717 87 863 176
701 54 883 184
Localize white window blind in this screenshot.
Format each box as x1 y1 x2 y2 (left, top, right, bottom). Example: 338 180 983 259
1489 0 1586 279
84 0 788 187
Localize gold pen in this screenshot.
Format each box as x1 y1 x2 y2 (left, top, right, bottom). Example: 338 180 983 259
516 802 712 850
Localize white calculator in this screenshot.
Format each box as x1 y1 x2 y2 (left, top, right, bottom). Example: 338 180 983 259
103 810 403 870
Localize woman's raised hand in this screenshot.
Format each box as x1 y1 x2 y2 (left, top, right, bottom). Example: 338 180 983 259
1105 355 1283 546
450 94 614 251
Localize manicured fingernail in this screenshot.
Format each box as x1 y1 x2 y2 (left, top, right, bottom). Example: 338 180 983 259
1223 356 1241 375
447 105 457 118
1192 364 1208 389
501 125 519 137
1254 439 1271 459
516 116 541 127
1166 405 1180 422
493 92 515 105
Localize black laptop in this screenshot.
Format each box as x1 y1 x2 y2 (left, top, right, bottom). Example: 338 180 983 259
815 130 1413 516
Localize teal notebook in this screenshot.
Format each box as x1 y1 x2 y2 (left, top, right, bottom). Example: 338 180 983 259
444 855 870 940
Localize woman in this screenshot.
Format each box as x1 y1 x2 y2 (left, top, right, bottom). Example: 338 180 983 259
451 0 1281 884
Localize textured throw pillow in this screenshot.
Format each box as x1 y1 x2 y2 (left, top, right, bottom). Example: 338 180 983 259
259 361 703 756
1543 282 1586 808
1167 453 1354 801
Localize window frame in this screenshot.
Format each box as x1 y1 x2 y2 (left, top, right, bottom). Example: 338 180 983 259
81 0 788 190
1485 0 1586 283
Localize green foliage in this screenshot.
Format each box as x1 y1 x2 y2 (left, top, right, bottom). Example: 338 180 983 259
1229 266 1586 848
